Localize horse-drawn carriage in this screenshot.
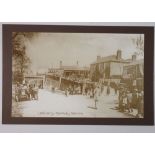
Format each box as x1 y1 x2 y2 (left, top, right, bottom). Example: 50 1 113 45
14 84 38 102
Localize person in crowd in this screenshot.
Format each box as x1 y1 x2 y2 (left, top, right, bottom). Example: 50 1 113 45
89 88 94 98
65 87 69 97
123 92 128 111
119 91 127 112
73 85 76 95
15 82 21 92
82 85 85 95
101 84 104 95
121 92 127 112
114 83 118 95
86 86 90 97
93 86 100 109
136 90 144 118
70 86 74 95
118 87 124 110
80 85 83 95
23 83 30 99
33 84 39 100
29 84 34 99
15 82 21 102
51 84 55 93
76 86 80 94
68 86 71 95
85 87 88 96
107 84 110 95
132 89 138 108
126 90 133 113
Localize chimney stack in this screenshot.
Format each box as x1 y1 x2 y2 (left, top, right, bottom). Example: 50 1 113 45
132 55 136 61
60 61 62 68
97 55 101 62
116 49 122 60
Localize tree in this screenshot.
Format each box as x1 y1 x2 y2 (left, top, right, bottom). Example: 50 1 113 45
12 32 35 83
132 34 144 57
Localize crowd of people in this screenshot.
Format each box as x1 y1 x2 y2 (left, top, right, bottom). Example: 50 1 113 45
61 80 144 118
63 73 89 83
23 73 143 118
86 83 113 109
64 84 82 96
14 82 39 102
63 81 112 109
118 87 144 118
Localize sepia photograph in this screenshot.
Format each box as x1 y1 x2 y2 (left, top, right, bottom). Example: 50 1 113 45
12 31 144 118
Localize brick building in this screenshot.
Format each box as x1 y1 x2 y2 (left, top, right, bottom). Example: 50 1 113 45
90 49 135 83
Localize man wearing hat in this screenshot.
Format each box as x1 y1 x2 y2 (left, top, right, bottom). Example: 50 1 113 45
132 88 138 109
126 90 133 112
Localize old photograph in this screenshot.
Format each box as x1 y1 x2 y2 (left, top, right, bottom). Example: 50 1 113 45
12 32 144 118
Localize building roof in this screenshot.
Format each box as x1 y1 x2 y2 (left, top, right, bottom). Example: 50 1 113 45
61 66 89 71
49 66 89 72
100 55 116 62
91 55 131 65
24 75 44 78
124 59 144 67
60 65 78 70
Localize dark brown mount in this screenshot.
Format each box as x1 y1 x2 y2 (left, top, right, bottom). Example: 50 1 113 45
2 24 154 125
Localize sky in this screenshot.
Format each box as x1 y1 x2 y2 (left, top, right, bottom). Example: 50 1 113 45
24 33 144 73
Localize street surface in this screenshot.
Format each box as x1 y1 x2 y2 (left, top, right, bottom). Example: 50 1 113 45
12 87 133 118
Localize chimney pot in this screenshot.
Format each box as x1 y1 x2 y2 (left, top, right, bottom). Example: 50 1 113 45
60 61 62 68
117 49 122 60
132 55 136 61
97 56 101 62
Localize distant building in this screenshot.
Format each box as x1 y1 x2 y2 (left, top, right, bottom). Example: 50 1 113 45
48 61 89 78
24 75 45 88
46 61 90 90
90 49 136 83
